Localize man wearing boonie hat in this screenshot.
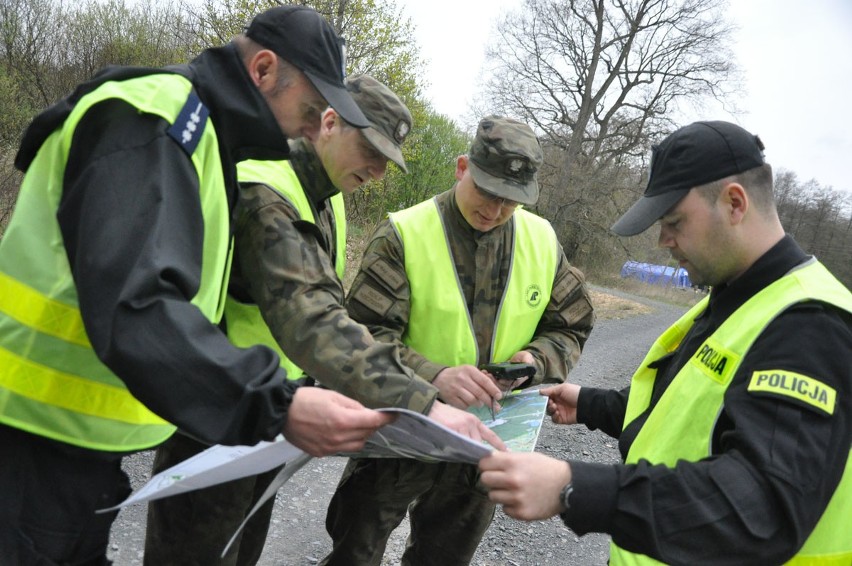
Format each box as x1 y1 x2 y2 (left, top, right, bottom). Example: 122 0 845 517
321 116 595 565
478 121 851 565
0 5 394 564
145 75 504 566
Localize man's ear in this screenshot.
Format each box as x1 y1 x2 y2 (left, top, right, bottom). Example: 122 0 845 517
722 182 748 225
320 108 338 133
246 49 278 93
455 155 468 181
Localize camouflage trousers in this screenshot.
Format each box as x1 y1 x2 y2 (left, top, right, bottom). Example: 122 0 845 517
321 457 496 566
143 432 281 566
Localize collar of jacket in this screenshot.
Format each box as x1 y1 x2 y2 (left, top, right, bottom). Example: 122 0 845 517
188 44 291 164
705 234 809 324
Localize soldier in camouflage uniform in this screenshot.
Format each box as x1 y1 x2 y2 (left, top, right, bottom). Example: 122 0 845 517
144 76 504 566
321 116 596 566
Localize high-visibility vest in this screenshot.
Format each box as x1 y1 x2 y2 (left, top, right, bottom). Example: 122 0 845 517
0 74 231 452
390 197 558 365
610 259 852 565
224 159 346 380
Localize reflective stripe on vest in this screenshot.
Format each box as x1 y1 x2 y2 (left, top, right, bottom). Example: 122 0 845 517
610 260 852 565
0 74 231 452
226 159 347 380
390 198 558 366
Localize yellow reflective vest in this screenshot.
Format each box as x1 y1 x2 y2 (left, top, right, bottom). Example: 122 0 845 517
610 259 852 566
0 74 231 452
224 159 346 380
389 197 558 365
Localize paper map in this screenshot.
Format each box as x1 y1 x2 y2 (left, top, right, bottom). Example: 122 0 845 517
468 388 550 452
104 388 548 513
101 387 549 557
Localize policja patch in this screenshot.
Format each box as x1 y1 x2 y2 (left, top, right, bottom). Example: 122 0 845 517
747 369 837 416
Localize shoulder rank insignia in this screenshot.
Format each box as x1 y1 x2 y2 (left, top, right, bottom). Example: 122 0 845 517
167 91 209 156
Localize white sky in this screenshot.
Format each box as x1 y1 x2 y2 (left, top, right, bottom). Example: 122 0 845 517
397 0 852 194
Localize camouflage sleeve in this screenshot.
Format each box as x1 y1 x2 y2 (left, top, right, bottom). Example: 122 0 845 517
234 185 439 413
524 249 595 385
345 221 447 381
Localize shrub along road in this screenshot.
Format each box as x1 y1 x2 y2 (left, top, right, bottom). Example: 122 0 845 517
108 287 688 565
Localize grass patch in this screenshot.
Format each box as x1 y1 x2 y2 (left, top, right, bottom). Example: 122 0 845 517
587 273 706 320
589 289 653 320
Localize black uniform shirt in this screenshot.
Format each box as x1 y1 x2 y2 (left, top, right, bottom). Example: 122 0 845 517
566 235 851 564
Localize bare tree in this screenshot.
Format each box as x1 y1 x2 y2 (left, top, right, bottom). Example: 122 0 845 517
0 0 66 108
486 0 738 167
772 169 852 287
480 0 739 267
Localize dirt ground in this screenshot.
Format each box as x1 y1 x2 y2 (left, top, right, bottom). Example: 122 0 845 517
108 286 689 566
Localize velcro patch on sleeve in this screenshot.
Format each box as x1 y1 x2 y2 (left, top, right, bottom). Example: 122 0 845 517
748 370 836 416
350 284 394 318
550 272 579 307
560 296 593 325
366 258 407 292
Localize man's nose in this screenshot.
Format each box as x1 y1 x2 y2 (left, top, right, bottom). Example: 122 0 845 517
301 123 320 144
369 160 388 181
485 198 506 213
658 226 673 248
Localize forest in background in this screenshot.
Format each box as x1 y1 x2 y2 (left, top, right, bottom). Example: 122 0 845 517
2 0 849 287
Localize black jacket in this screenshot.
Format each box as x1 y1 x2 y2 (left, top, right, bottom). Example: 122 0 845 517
565 236 851 565
16 44 298 447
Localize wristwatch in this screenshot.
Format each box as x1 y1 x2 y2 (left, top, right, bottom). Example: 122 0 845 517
559 481 574 516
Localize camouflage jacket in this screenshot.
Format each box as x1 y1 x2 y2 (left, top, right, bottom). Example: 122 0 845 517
346 188 595 385
229 139 439 413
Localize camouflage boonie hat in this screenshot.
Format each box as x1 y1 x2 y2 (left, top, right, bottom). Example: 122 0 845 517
345 74 412 172
468 116 542 206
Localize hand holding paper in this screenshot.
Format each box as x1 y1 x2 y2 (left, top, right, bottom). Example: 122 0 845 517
283 386 396 456
429 402 506 450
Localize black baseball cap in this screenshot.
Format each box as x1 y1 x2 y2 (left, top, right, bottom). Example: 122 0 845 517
611 121 766 236
245 6 368 128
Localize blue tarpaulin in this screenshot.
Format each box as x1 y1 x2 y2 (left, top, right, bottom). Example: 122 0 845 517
620 261 692 289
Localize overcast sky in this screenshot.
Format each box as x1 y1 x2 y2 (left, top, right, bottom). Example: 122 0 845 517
397 0 852 194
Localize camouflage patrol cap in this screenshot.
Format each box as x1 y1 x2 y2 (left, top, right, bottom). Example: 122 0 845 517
468 116 543 206
345 74 412 172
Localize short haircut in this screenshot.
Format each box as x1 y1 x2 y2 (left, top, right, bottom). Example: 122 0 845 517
233 34 299 93
696 163 775 213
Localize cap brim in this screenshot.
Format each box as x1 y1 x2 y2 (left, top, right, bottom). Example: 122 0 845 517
610 188 690 236
468 161 538 206
362 128 407 173
304 70 369 128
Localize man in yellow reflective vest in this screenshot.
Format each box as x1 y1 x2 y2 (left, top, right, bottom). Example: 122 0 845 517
0 7 396 565
479 121 851 565
144 75 504 566
321 116 596 565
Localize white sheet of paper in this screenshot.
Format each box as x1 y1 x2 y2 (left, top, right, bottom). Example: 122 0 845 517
103 407 494 513
99 435 303 512
220 452 313 557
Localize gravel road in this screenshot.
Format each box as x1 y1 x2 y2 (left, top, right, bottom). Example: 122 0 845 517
108 287 687 566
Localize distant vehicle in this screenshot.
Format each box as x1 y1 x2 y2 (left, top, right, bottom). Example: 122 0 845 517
620 260 693 289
